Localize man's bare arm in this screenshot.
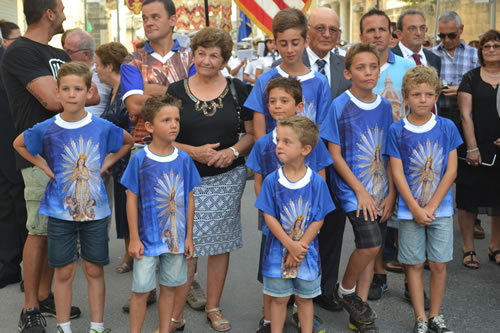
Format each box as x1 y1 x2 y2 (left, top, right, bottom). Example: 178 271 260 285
26 76 62 112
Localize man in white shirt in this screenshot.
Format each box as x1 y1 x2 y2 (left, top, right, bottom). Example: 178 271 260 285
62 29 111 117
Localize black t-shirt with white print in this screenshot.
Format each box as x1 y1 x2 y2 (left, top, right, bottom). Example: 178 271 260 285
1 37 71 169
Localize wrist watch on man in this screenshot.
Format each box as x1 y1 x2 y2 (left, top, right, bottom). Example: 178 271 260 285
229 146 239 159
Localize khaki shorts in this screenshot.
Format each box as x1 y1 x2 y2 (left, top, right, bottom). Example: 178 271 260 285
21 166 50 236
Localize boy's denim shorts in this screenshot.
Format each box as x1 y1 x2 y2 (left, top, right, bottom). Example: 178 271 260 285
347 211 387 249
263 274 321 299
132 253 187 292
48 217 109 268
398 216 453 265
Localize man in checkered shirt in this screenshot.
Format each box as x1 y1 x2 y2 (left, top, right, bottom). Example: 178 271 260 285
431 10 479 126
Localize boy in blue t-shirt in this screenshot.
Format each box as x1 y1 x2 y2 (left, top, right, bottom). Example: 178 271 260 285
320 43 396 332
13 62 134 333
386 66 461 333
255 116 335 333
246 77 332 332
244 8 332 140
121 95 202 333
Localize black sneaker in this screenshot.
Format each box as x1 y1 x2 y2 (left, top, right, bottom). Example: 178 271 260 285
368 274 387 300
313 295 343 311
413 319 428 333
290 309 325 333
18 307 47 333
428 315 453 333
256 316 271 333
39 293 82 319
404 283 430 311
334 283 377 323
348 316 379 332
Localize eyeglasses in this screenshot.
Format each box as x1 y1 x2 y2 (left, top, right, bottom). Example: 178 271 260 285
482 44 500 51
407 25 428 33
64 48 89 55
311 25 340 35
438 32 458 40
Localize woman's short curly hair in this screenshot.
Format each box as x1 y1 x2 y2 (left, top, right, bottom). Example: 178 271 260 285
95 42 129 73
190 27 233 63
478 29 500 67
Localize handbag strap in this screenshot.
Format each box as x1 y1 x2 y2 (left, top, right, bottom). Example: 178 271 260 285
227 77 242 133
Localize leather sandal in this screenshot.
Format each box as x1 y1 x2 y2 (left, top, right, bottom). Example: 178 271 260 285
463 250 480 269
205 307 231 332
115 260 133 273
488 248 500 265
170 317 185 332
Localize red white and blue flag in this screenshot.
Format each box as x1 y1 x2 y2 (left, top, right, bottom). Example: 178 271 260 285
234 0 313 37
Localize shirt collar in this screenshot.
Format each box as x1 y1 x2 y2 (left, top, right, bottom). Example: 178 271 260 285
306 46 330 65
144 39 181 54
387 50 396 64
398 41 424 59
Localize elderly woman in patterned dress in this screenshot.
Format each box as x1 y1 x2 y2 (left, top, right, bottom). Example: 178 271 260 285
166 27 254 332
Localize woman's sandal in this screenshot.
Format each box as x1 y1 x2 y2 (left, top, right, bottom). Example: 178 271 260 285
488 248 500 265
115 260 133 273
463 250 480 269
152 318 185 333
205 307 231 332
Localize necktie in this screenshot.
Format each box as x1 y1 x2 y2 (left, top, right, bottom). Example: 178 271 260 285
316 59 327 75
412 54 422 65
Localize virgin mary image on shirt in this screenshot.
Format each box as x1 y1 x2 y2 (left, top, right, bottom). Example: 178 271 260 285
356 124 388 207
61 136 102 221
155 169 185 254
280 197 311 279
408 139 444 207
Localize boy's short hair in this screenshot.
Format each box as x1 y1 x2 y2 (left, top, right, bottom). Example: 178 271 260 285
401 66 441 96
56 62 93 89
265 77 303 105
142 94 182 124
277 116 319 151
360 8 391 34
344 43 380 70
272 8 307 40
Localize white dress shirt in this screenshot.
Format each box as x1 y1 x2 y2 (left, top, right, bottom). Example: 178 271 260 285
306 46 331 86
398 41 428 66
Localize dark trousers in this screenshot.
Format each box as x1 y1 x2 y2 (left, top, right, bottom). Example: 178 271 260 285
318 201 346 299
0 172 27 279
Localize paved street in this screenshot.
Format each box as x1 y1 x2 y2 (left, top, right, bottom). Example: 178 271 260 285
1 180 499 332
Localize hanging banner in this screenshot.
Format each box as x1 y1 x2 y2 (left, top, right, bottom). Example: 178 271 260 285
174 0 232 32
234 0 312 37
125 0 143 15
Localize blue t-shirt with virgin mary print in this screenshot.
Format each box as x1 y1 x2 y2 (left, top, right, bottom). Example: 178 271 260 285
255 167 335 281
23 112 123 221
121 146 201 256
386 114 462 219
320 90 393 214
244 65 332 133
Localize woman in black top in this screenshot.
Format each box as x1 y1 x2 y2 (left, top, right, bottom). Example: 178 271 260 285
167 27 254 331
95 42 133 273
457 30 500 268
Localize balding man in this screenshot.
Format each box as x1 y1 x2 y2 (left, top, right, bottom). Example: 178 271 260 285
62 28 112 117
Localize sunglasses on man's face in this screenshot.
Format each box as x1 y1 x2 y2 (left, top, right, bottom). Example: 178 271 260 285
438 32 457 40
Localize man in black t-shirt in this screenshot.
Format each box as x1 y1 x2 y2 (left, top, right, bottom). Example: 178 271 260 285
1 1 97 332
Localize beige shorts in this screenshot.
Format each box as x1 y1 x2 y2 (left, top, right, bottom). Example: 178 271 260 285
21 166 50 236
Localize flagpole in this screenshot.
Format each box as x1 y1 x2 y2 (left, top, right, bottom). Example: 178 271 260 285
205 0 209 27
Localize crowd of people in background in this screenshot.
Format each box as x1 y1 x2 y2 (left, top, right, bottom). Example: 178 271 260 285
0 0 499 333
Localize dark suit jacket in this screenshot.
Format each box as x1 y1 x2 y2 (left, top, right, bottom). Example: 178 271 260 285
272 50 351 99
391 44 441 76
0 47 23 184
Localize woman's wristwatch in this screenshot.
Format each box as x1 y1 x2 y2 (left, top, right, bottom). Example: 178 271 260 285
229 146 239 159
